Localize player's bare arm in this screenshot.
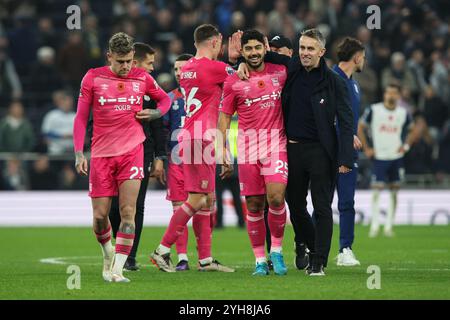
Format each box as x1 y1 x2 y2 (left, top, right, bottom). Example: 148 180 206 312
358 121 374 158
135 108 161 121
75 151 88 176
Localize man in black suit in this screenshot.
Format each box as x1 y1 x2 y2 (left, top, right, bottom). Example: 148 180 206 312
245 29 354 275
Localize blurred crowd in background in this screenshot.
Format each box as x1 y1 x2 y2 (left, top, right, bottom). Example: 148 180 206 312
0 0 449 191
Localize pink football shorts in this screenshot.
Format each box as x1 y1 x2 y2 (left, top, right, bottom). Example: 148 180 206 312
181 139 216 193
89 143 144 198
238 151 288 196
166 161 188 202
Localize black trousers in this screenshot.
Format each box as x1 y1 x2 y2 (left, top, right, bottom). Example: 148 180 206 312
215 168 245 228
286 141 335 267
109 153 152 261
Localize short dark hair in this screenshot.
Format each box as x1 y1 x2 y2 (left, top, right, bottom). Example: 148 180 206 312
301 28 326 47
175 53 193 62
133 42 155 61
336 37 365 62
194 24 220 44
241 29 265 47
386 82 402 92
108 32 134 55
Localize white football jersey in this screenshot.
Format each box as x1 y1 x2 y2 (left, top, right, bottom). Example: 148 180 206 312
361 103 412 160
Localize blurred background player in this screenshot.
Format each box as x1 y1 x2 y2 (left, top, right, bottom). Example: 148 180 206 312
108 42 167 272
73 32 170 282
269 35 294 58
358 83 416 238
219 30 288 276
150 24 237 273
163 53 192 271
332 37 364 266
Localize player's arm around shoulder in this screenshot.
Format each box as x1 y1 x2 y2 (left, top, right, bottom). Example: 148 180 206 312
136 73 171 121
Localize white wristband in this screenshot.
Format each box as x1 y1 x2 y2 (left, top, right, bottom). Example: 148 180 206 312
403 143 410 152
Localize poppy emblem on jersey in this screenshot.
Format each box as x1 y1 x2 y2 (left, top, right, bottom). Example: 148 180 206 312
117 82 125 92
201 180 209 189
132 82 140 93
257 80 265 89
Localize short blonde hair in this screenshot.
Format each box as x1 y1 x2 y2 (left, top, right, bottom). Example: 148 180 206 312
108 32 134 55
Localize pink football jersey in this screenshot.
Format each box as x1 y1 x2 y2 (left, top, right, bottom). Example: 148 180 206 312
220 63 288 162
73 66 170 157
179 57 234 141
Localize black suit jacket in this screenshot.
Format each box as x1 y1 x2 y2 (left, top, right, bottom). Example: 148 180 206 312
266 52 354 169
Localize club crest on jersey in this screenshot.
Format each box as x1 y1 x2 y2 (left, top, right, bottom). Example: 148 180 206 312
271 77 279 86
132 82 140 93
173 100 179 110
117 82 125 92
257 80 265 89
226 66 235 75
201 180 209 189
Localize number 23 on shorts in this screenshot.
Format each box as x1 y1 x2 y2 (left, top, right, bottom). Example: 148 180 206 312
130 166 144 179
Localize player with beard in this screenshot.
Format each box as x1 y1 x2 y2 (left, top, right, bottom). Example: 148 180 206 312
219 29 288 276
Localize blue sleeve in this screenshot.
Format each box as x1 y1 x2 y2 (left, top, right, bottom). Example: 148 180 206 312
401 113 413 142
362 106 373 125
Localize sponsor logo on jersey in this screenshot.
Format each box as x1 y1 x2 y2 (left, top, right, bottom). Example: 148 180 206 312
244 91 282 107
97 95 142 106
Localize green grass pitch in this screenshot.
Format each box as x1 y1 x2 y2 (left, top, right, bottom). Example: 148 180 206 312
1 225 449 300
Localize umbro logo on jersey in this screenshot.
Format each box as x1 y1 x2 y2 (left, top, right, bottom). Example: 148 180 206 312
100 84 109 91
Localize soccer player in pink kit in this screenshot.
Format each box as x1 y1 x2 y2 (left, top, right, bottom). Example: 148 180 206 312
73 33 171 283
150 24 235 273
219 30 289 276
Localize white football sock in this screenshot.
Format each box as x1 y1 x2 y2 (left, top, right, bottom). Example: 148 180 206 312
385 190 397 231
370 189 380 232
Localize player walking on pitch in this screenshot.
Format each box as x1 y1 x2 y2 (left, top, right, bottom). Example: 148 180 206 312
150 24 236 273
73 33 171 282
219 30 289 276
358 83 415 237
